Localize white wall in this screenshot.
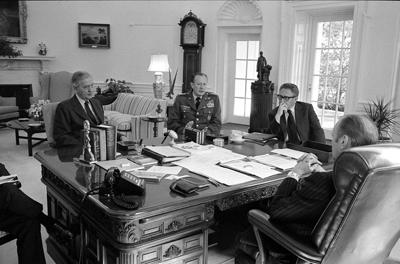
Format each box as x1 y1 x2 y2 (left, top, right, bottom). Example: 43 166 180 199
11 1 400 131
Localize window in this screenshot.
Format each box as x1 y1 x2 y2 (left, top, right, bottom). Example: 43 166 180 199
310 18 353 129
233 40 259 118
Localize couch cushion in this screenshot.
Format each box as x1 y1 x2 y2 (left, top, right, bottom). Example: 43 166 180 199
104 110 131 131
111 93 163 116
0 106 19 114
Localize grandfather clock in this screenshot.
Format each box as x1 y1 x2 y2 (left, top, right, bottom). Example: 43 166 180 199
179 11 206 93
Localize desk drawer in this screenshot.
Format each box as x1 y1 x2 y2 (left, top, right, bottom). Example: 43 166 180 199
138 233 203 264
138 205 208 241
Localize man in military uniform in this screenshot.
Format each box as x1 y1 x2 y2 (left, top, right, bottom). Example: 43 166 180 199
168 72 221 135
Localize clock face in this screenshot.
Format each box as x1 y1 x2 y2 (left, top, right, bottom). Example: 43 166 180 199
183 21 198 44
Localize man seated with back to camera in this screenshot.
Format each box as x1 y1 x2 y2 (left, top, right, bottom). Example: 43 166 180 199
267 83 325 144
0 163 71 264
235 114 378 264
167 72 222 136
54 70 126 147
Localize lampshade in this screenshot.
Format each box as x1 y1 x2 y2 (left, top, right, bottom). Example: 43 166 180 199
147 54 170 72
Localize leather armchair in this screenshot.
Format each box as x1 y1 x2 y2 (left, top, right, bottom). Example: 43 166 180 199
249 144 400 264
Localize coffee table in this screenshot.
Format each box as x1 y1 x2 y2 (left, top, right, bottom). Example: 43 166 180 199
7 118 47 156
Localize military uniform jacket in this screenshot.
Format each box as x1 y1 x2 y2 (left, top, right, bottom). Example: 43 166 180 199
168 92 222 135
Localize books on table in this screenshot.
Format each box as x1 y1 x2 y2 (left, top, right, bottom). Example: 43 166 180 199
142 146 191 164
243 132 277 145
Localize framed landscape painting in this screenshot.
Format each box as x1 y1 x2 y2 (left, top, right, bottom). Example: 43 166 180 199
78 23 110 48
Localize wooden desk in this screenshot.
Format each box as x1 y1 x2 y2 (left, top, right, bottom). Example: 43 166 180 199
35 140 285 264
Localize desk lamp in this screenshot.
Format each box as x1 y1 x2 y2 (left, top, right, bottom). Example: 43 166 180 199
147 54 170 99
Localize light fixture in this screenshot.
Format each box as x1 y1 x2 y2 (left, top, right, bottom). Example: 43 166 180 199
147 54 170 99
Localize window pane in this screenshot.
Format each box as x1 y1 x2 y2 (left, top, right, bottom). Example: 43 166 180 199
329 21 344 48
327 49 341 76
236 41 247 59
339 77 347 107
235 60 246 78
246 80 253 98
317 76 326 106
245 98 251 117
317 22 330 48
248 41 259 60
319 49 328 75
326 77 339 110
247 60 257 79
235 79 246 97
234 98 245 116
343 21 353 48
342 49 350 75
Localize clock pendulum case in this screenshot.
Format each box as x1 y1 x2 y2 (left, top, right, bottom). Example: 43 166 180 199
179 11 206 93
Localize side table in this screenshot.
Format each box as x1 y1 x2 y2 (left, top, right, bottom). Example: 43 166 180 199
7 119 47 156
141 116 166 137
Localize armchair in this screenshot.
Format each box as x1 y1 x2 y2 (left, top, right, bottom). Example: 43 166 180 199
249 144 400 264
31 71 73 104
0 96 19 123
42 102 60 147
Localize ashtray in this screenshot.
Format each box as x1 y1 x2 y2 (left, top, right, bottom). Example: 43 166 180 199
117 140 139 151
231 138 245 144
28 123 42 127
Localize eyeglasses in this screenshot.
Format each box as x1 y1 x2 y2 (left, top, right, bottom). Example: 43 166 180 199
277 94 297 100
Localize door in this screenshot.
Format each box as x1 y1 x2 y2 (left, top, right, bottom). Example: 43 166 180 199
226 34 260 124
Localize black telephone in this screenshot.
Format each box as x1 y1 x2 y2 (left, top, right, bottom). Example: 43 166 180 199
103 167 146 209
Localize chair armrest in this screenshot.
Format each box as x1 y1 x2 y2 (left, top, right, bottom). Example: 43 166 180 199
248 209 323 263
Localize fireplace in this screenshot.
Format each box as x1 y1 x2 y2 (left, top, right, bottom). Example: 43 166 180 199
0 84 33 115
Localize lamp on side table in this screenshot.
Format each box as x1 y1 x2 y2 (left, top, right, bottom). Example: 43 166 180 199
147 54 170 99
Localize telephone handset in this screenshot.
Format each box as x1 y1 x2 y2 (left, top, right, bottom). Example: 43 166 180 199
103 167 146 209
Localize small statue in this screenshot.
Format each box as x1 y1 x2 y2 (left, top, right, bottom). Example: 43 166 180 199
80 120 95 163
38 42 47 56
256 51 272 82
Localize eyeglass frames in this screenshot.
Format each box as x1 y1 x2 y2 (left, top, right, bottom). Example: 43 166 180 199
277 94 297 100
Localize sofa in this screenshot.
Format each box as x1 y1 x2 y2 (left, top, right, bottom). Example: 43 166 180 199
103 93 167 140
0 97 19 123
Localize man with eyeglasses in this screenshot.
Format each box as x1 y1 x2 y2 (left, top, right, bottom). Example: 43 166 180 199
54 71 105 147
267 83 325 144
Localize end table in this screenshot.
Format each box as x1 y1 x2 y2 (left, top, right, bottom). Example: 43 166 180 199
141 116 166 137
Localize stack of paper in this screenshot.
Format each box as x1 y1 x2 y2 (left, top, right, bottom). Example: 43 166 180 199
271 148 307 159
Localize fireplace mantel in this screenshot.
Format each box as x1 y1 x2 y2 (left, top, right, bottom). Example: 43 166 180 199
0 56 55 71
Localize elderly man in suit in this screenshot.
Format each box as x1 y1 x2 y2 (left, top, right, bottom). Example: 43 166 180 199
235 114 379 264
53 71 104 147
268 83 325 144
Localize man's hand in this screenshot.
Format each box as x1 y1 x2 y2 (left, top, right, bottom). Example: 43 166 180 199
291 153 322 176
275 102 288 122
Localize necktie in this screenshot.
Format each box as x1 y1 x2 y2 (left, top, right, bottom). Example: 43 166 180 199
280 112 287 142
84 101 99 125
195 97 201 109
287 110 301 144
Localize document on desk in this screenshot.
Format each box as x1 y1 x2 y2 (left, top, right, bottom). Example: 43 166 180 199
250 154 297 171
271 148 307 160
186 163 256 186
219 160 281 179
147 165 182 175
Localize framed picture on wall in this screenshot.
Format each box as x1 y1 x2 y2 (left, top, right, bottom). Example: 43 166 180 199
78 23 110 48
0 1 27 43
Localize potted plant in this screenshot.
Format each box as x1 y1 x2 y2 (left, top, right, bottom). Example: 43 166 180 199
364 97 400 141
0 39 22 58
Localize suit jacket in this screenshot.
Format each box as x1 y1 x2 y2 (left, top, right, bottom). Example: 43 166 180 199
266 171 335 239
168 92 221 135
53 95 104 147
268 101 325 143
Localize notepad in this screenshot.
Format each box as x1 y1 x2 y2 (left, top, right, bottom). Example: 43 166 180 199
271 148 307 160
250 154 297 171
96 158 144 171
